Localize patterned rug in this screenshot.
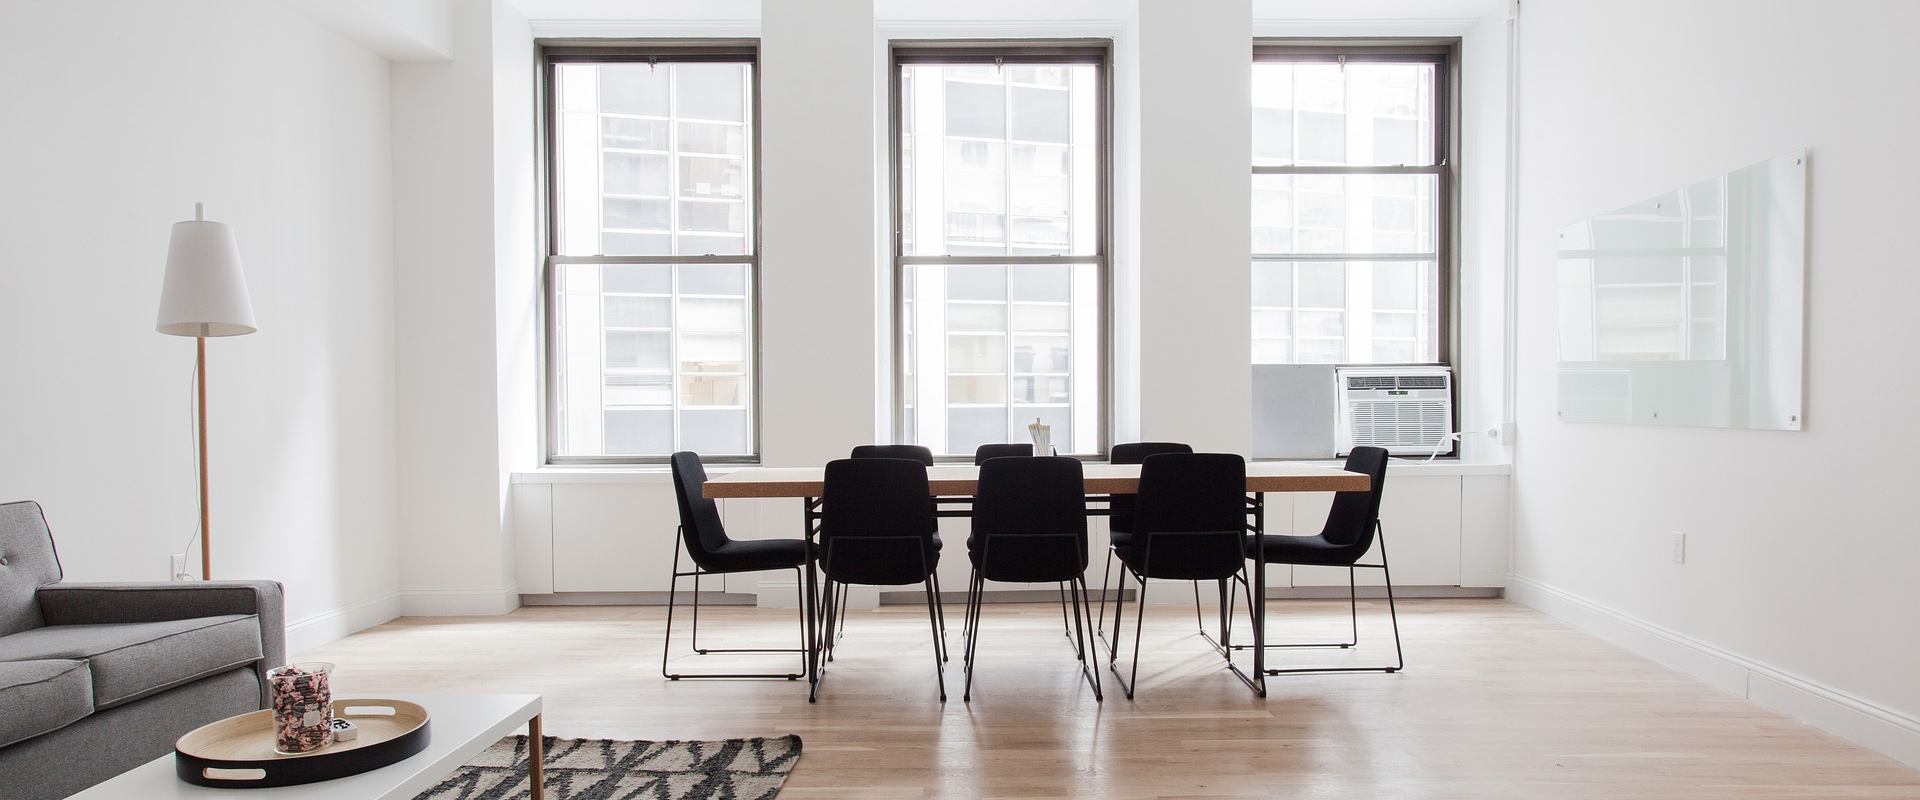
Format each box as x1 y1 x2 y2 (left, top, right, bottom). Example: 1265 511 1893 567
413 735 802 800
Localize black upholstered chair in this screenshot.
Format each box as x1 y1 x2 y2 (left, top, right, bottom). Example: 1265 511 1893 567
844 444 947 646
971 443 1033 464
814 457 948 702
664 451 814 681
1106 452 1264 698
850 444 935 465
1241 446 1402 674
1096 442 1194 637
961 456 1101 701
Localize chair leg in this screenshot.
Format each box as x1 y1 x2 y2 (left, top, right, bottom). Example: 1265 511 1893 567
661 561 682 680
930 570 949 662
810 577 835 703
1095 546 1117 641
963 570 984 701
1124 573 1147 699
1071 576 1103 701
1059 582 1075 643
924 578 948 702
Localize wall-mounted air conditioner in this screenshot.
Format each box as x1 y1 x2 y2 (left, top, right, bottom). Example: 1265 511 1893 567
1334 366 1454 456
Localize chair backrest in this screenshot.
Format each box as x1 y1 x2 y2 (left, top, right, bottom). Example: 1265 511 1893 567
1106 442 1193 535
971 456 1087 583
972 443 1033 465
668 451 732 567
849 444 935 465
0 501 62 637
1129 453 1247 581
819 458 938 585
1319 446 1390 550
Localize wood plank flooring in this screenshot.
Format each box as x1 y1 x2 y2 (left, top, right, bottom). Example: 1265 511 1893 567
300 599 1920 799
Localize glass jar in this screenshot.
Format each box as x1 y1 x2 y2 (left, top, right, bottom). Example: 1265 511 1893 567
267 662 334 754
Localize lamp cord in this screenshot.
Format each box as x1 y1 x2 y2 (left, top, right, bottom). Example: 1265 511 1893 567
175 354 202 578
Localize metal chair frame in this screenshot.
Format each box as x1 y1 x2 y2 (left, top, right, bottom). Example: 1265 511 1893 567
661 527 815 681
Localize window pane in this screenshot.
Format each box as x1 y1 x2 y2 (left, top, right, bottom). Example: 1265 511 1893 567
675 64 746 122
554 62 756 258
551 261 755 458
1251 174 1438 256
903 62 1098 256
1244 260 1439 366
1250 62 1436 167
903 262 1100 455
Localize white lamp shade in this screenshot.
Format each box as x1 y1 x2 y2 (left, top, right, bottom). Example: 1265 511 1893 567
157 218 256 337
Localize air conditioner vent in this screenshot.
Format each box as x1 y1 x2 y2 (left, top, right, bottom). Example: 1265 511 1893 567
1335 366 1454 456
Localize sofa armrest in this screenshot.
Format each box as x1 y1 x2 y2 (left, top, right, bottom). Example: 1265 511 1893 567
37 581 286 708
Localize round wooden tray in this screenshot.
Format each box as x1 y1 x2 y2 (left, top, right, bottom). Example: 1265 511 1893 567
174 698 432 788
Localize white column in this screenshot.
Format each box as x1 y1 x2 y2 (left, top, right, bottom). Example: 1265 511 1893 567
759 0 882 467
1134 0 1253 454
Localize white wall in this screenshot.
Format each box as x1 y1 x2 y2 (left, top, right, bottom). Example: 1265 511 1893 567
390 0 535 616
1509 0 1920 767
0 0 401 653
1134 0 1254 454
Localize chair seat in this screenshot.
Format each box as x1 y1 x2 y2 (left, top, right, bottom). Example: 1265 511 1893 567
0 615 263 711
1108 530 1132 548
700 538 814 573
1247 534 1367 566
0 659 92 748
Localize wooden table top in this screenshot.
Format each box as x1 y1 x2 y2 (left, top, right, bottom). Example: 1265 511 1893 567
702 461 1369 499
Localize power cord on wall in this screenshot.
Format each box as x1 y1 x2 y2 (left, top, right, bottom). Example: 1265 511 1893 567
172 355 202 581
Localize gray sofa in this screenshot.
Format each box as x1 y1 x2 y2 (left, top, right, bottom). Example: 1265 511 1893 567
0 501 285 800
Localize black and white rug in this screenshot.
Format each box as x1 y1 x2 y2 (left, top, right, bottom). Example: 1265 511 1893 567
414 735 802 800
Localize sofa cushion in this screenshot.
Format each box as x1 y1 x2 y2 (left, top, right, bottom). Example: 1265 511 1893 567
0 502 62 637
0 659 91 748
0 615 262 711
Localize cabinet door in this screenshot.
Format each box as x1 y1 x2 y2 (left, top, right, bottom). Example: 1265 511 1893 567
1289 476 1461 587
552 483 708 593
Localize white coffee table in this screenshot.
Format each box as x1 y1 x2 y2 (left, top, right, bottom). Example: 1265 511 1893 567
72 693 544 800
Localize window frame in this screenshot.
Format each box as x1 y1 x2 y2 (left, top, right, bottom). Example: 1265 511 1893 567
1251 39 1458 368
887 40 1114 462
540 41 764 466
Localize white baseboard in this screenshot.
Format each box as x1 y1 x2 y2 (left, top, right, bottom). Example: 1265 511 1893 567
398 585 523 616
1507 575 1920 771
285 591 402 657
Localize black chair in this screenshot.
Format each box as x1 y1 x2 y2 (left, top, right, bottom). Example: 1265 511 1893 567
1096 442 1194 639
845 444 947 647
664 451 814 681
850 444 935 465
1106 452 1264 698
972 443 1032 464
813 457 948 702
961 456 1101 702
1240 446 1402 675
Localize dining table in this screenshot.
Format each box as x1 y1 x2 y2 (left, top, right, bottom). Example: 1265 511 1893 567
700 459 1372 693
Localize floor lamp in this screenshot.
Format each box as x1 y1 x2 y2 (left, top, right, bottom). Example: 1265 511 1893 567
156 203 255 580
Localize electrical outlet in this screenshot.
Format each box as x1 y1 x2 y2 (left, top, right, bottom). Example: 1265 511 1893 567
171 554 189 581
1671 532 1686 564
1497 421 1517 443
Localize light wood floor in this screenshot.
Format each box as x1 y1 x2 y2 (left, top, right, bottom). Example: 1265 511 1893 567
302 598 1920 799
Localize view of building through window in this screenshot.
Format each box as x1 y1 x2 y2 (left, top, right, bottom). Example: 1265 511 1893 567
1251 59 1443 365
548 56 757 461
896 54 1104 456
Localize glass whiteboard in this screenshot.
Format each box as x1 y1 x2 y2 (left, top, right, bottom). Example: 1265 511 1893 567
1556 149 1805 430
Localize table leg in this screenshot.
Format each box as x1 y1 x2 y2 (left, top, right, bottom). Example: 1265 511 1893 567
528 714 545 800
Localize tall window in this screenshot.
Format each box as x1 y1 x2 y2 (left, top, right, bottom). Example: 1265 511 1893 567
544 46 758 464
1251 45 1451 365
893 44 1108 457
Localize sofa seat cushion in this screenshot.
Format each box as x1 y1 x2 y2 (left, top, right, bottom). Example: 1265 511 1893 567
0 659 92 748
0 615 262 711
